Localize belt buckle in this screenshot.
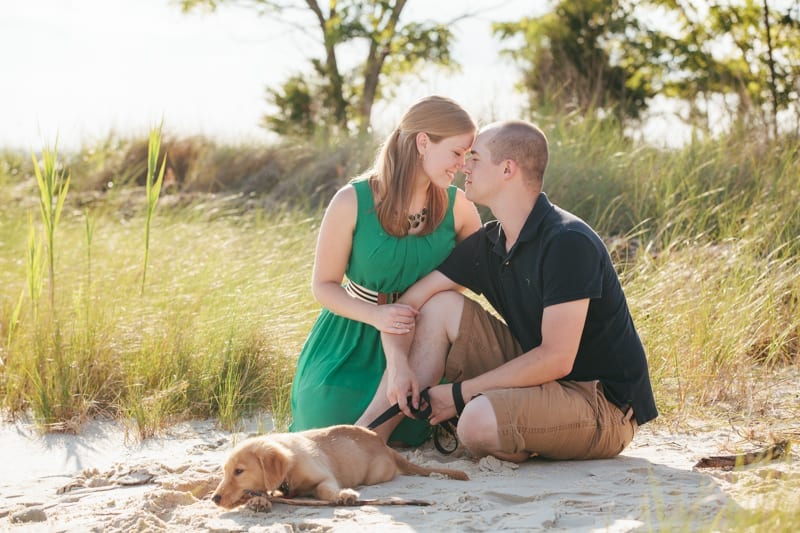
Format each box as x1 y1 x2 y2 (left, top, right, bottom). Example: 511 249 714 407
377 291 400 305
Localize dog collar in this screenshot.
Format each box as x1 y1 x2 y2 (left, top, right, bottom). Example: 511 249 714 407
279 480 296 498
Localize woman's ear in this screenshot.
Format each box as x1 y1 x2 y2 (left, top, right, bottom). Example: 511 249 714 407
416 132 429 156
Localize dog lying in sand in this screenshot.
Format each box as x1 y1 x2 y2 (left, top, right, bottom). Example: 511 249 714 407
211 425 468 509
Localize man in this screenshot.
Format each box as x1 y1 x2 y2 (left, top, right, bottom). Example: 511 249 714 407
356 120 657 462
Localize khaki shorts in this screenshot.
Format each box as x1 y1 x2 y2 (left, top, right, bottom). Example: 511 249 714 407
444 297 637 460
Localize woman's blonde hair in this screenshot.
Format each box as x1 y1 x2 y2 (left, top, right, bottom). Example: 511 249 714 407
366 95 475 237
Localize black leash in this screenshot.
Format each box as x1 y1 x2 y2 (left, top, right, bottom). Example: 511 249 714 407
367 383 464 455
367 388 432 430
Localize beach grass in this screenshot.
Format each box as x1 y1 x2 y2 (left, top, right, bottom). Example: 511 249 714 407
0 122 797 441
1 185 320 433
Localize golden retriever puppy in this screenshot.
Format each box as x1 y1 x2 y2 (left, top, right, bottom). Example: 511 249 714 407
211 425 468 509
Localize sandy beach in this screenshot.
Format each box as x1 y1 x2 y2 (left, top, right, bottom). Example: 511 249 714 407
1 404 797 533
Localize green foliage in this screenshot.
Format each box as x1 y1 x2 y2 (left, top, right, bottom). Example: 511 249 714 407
180 0 456 138
494 0 661 122
263 74 322 138
495 0 800 137
662 0 800 136
381 21 456 78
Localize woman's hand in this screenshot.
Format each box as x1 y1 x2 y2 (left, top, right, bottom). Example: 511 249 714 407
386 359 420 418
373 303 419 334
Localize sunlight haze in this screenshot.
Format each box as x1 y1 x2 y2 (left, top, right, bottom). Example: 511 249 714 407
0 0 537 151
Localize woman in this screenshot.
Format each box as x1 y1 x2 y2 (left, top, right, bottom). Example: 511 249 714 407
289 95 481 445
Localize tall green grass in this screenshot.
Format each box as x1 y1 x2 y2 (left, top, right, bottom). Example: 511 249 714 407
1 188 319 432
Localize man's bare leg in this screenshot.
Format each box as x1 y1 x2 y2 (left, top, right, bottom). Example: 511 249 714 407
458 396 530 463
355 291 465 441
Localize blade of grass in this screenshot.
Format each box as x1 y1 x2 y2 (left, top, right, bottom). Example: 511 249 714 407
141 124 167 296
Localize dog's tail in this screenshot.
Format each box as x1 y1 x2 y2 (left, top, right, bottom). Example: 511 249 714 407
392 450 469 481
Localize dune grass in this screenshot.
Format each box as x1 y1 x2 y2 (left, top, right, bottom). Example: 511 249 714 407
0 189 320 436
0 120 798 530
1 122 797 432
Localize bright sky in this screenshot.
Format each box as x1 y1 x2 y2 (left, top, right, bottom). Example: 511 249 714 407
0 0 539 152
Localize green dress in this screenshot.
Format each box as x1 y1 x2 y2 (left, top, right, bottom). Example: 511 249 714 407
289 178 459 444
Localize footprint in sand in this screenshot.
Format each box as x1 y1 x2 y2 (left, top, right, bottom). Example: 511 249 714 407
478 455 519 474
449 493 494 513
484 490 545 504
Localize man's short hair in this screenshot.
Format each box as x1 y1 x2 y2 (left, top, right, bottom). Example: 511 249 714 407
484 121 549 184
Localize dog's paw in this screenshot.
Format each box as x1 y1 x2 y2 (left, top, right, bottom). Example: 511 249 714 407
336 488 359 505
245 495 272 513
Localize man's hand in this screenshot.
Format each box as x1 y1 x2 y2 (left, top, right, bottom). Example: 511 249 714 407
373 303 418 334
386 360 420 418
427 383 458 425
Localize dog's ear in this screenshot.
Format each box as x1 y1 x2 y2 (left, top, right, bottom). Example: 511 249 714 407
256 444 289 490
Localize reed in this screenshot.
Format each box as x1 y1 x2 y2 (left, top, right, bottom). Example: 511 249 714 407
24 213 44 323
141 125 167 296
31 144 70 313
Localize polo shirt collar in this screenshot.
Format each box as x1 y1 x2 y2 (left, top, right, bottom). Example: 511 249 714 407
519 192 553 243
486 192 553 257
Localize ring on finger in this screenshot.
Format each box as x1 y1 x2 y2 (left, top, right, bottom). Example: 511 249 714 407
393 321 402 328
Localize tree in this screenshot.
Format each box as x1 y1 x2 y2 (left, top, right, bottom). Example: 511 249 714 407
180 0 457 138
494 0 800 138
663 0 800 138
493 0 668 123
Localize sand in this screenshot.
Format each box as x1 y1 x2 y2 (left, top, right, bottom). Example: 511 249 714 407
1 408 797 533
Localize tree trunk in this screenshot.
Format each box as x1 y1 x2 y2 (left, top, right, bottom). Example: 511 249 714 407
306 0 348 131
358 0 407 135
762 0 779 138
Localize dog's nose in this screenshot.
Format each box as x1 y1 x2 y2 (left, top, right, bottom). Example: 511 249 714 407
211 494 221 505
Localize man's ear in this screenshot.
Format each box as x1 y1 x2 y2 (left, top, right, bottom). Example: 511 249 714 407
256 445 289 490
502 160 517 178
416 132 430 155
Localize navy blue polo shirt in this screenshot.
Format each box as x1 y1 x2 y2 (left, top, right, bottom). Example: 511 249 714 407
437 193 658 425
